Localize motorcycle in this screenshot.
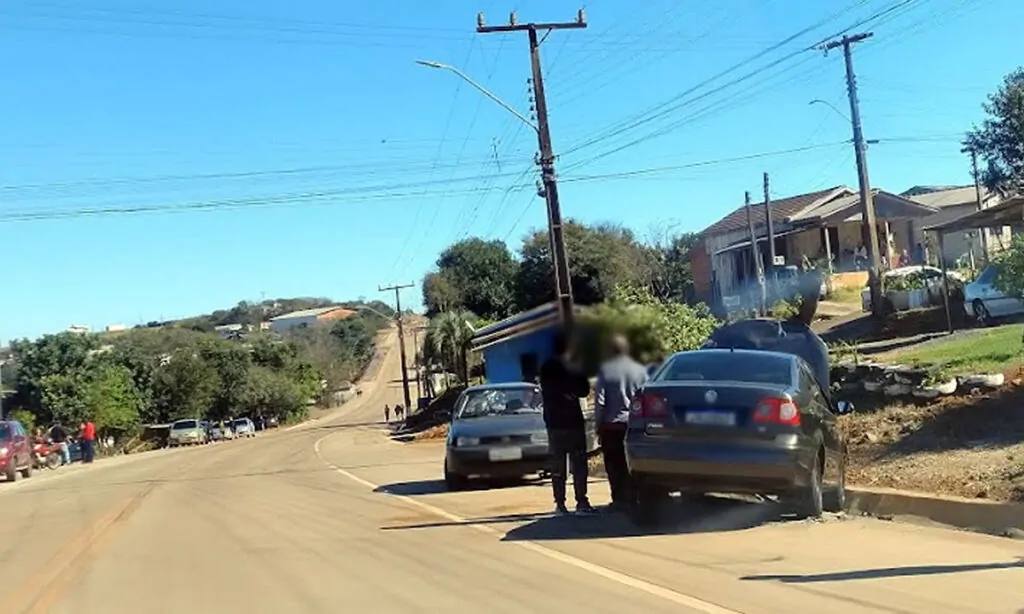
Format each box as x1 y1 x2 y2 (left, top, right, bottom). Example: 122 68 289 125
32 440 63 470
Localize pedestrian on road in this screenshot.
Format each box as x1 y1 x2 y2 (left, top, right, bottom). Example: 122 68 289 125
594 334 648 512
49 423 70 465
539 328 596 516
79 420 96 464
384 404 391 423
395 405 404 421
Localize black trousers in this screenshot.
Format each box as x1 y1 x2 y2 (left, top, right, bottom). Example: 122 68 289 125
599 423 631 505
548 428 589 507
81 439 95 463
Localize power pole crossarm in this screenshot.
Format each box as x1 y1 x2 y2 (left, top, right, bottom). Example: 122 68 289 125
477 10 585 332
378 283 415 412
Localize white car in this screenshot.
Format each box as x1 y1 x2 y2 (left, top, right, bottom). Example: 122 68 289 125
861 265 965 312
964 265 1024 324
231 418 256 438
210 425 235 441
168 419 207 447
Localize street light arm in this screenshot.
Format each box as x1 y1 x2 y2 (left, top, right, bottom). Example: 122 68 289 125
415 60 539 133
809 99 851 124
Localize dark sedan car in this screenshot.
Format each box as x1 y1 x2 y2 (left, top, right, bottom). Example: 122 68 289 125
625 348 849 525
444 383 553 490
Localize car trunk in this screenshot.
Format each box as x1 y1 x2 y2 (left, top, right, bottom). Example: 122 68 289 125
646 381 794 443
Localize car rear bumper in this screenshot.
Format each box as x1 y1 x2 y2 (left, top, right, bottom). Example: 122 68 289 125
626 437 817 495
446 444 551 478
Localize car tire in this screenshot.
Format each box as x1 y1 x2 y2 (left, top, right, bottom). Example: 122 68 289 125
5 462 17 482
46 454 61 470
823 451 847 513
21 460 32 479
790 454 824 519
973 300 992 327
444 461 468 492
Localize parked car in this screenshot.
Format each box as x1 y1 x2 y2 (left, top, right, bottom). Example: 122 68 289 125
232 418 256 438
964 264 1024 325
210 425 235 441
0 420 34 481
444 382 588 490
168 419 207 447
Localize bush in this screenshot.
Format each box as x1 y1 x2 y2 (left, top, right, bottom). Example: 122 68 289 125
8 408 35 432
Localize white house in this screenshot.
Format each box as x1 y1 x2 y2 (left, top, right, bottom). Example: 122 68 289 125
268 306 356 333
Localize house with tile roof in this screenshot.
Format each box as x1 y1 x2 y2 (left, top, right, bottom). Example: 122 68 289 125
692 186 938 310
268 306 356 332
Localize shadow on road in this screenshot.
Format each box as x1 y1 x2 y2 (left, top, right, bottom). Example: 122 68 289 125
741 558 1024 583
374 476 545 497
501 495 780 540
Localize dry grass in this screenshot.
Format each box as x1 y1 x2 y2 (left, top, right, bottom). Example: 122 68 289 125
841 384 1024 501
413 423 449 441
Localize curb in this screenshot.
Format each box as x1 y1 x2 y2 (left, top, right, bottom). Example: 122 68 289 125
846 486 1024 535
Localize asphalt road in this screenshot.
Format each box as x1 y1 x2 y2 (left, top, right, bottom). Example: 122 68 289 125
1 331 1022 613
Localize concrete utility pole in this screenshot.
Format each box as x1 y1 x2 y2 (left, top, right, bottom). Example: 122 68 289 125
763 172 777 282
970 148 990 260
745 191 767 314
378 283 414 412
821 32 883 317
477 10 586 331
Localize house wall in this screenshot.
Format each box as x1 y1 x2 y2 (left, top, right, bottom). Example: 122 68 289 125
269 316 318 332
691 238 713 302
480 328 556 384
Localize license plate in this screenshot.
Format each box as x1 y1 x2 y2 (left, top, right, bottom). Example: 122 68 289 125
488 446 523 462
685 410 736 427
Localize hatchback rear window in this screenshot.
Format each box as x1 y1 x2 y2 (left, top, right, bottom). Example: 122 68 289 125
654 352 793 386
172 420 198 430
0 424 10 440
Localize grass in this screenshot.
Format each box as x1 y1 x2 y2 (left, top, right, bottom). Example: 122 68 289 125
878 323 1024 376
826 285 865 305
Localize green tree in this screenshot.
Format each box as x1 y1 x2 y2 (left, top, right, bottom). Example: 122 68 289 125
640 232 700 302
964 68 1024 196
39 371 91 427
424 238 518 319
84 363 143 437
425 310 475 384
9 333 98 421
151 351 219 422
992 234 1024 298
201 343 252 420
516 221 652 310
241 366 309 423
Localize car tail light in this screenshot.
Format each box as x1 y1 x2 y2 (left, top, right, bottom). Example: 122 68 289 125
630 392 669 418
753 397 801 426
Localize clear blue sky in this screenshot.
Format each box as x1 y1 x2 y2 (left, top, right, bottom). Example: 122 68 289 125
1 0 1020 340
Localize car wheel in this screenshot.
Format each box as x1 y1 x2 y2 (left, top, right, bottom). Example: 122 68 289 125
628 481 669 528
46 454 61 470
973 299 992 327
444 461 468 492
4 461 17 482
823 451 847 513
790 454 824 519
21 460 32 479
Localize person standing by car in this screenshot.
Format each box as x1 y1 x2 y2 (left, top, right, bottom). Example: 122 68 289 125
539 328 596 516
79 420 96 464
48 424 70 465
594 334 649 512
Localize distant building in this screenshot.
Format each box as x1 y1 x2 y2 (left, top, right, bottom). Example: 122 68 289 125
67 325 91 334
214 323 245 339
105 324 127 333
268 306 356 332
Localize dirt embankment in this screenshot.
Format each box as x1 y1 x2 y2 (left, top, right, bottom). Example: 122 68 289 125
842 379 1024 502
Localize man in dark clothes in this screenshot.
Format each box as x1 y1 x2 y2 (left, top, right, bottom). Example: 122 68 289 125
540 328 597 516
595 334 649 511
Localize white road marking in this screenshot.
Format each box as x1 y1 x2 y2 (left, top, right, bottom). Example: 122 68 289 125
313 434 741 614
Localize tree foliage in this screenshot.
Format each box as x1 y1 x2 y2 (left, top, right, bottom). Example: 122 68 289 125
964 68 1024 196
992 234 1024 298
422 238 517 320
423 310 477 384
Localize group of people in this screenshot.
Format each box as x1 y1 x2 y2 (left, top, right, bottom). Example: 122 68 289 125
539 329 649 516
383 404 405 423
31 420 99 466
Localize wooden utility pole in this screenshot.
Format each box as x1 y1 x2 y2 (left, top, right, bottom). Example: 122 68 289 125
821 32 883 316
745 191 766 314
410 326 423 405
378 283 414 412
477 10 586 331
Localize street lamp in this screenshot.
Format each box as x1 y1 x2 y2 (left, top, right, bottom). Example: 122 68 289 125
809 98 851 124
415 60 539 133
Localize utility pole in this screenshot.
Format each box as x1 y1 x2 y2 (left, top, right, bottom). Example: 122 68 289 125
821 32 883 316
763 172 777 284
410 326 423 405
970 148 990 260
745 191 766 314
378 283 414 412
478 10 586 331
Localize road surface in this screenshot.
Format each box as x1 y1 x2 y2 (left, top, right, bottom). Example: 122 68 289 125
1 330 1021 613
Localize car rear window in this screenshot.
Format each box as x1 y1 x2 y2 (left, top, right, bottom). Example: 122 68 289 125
172 420 198 430
232 419 247 428
0 424 10 440
654 352 793 386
